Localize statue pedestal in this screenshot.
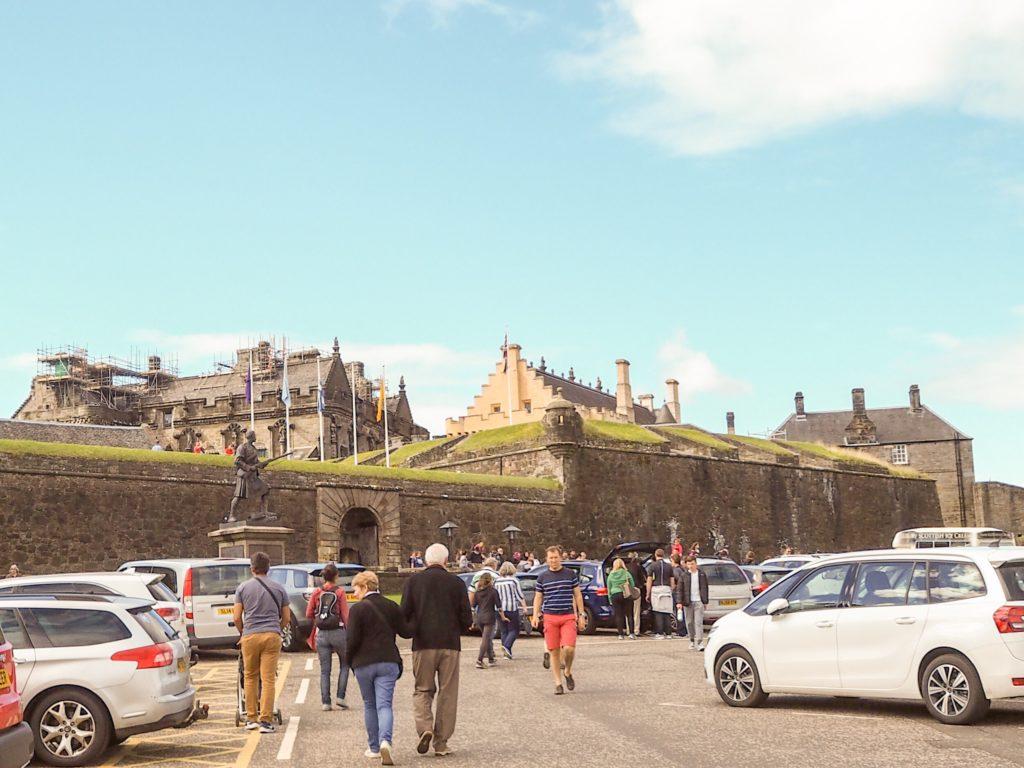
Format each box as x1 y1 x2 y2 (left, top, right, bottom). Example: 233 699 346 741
208 523 295 565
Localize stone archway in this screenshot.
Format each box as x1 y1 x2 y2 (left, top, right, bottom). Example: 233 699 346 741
316 486 401 569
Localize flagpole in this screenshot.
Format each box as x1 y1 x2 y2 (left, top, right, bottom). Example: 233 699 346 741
316 356 324 462
382 365 391 468
248 350 255 432
351 361 359 465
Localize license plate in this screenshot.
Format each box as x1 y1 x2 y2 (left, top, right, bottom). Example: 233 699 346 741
177 658 186 674
719 599 738 607
217 607 234 616
0 668 8 689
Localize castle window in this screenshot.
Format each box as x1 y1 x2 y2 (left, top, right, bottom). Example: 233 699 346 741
491 403 501 414
523 400 532 414
161 410 172 428
891 444 909 465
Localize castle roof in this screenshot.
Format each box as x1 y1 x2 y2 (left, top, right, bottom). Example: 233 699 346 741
776 405 969 445
534 369 655 425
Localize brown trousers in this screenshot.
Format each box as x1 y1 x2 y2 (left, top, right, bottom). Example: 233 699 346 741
412 649 460 750
240 632 282 723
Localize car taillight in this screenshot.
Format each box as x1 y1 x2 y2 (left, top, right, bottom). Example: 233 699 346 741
595 587 608 596
183 569 194 620
993 605 1024 633
111 642 174 669
157 605 181 623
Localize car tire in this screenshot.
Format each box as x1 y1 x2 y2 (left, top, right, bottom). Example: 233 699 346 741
282 618 303 652
581 608 597 635
714 647 769 708
922 653 990 725
30 687 113 767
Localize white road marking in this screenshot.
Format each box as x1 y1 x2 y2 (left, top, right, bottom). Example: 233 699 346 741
304 658 314 672
294 678 309 705
276 717 300 760
782 710 884 722
659 702 697 708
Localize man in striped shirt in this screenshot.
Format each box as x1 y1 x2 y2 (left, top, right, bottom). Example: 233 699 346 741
531 546 585 695
494 563 529 660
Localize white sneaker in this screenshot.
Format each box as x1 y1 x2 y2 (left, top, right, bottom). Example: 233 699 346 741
379 740 394 766
365 748 381 758
688 642 695 649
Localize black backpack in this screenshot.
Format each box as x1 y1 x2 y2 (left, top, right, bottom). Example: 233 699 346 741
315 586 342 631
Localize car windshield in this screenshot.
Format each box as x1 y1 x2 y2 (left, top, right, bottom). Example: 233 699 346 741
744 570 802 616
702 562 747 586
133 609 178 642
147 581 178 602
998 562 1024 600
195 564 251 596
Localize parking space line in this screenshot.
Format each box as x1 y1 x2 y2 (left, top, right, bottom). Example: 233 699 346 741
276 717 300 761
304 658 314 672
659 702 697 708
295 678 309 705
233 731 261 768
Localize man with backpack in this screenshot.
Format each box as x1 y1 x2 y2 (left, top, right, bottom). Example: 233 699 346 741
305 562 352 710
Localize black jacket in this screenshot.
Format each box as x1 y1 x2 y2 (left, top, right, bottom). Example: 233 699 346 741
401 564 473 651
677 569 709 607
346 593 411 670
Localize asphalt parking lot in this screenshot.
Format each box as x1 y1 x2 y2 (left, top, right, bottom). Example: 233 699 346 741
76 634 1024 768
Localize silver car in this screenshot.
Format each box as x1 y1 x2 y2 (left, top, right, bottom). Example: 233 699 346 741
0 594 199 766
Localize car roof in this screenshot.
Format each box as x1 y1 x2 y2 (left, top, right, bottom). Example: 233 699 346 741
805 547 1024 566
0 594 154 610
272 562 364 571
2 572 160 585
121 558 251 567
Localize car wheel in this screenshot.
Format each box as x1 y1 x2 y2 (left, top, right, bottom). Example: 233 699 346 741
282 618 303 652
30 687 112 767
922 654 990 725
714 647 769 708
581 608 597 635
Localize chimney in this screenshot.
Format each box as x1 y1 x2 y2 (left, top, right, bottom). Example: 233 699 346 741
844 387 877 445
851 387 866 415
795 391 805 418
615 359 634 421
726 411 735 435
639 393 655 412
665 378 681 423
909 384 922 413
147 355 161 372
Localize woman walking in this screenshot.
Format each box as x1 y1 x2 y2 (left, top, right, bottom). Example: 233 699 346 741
469 571 498 668
346 571 411 766
494 562 528 659
606 557 636 639
305 563 351 710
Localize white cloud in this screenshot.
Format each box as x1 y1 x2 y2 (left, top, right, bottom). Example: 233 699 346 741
657 330 751 401
1012 305 1024 316
928 331 1024 410
561 0 1024 155
926 332 963 350
0 352 37 373
384 0 539 28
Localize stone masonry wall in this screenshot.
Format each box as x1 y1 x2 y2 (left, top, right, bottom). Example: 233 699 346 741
975 481 1024 536
0 419 154 449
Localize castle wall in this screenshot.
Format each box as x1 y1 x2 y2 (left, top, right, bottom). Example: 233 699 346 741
975 481 1024 536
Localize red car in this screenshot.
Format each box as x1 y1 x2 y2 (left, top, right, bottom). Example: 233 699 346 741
0 623 33 768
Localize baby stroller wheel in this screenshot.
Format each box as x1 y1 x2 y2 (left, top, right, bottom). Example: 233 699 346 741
234 712 242 728
274 710 283 726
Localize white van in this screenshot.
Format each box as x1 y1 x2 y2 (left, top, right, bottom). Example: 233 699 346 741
119 559 251 648
892 527 1016 549
699 558 754 622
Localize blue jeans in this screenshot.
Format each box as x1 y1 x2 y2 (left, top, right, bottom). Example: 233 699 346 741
354 662 400 751
499 610 520 653
316 628 349 705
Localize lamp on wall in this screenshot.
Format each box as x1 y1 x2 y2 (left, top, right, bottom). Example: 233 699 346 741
439 521 458 550
503 524 522 548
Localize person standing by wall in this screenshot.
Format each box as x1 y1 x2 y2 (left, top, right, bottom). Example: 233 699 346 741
606 557 636 639
626 553 646 635
401 543 472 758
680 555 709 651
347 571 410 765
646 548 675 640
670 553 688 640
305 562 351 711
494 562 528 659
531 546 585 695
469 572 497 669
233 552 290 733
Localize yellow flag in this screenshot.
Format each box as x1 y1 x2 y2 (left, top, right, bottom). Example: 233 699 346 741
376 376 385 423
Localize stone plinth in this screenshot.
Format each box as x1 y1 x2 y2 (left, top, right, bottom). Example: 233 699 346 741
208 523 295 565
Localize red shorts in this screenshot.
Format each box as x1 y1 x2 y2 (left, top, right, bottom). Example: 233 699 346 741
543 613 578 651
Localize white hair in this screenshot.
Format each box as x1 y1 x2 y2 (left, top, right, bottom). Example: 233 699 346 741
424 543 449 566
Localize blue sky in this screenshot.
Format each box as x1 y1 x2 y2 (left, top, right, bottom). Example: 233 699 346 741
1 1 1022 484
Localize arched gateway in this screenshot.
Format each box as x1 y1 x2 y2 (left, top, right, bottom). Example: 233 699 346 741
316 486 401 569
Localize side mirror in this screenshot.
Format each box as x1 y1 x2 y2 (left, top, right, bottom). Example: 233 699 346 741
766 598 790 616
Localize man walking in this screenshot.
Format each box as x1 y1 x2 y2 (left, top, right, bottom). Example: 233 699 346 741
233 552 290 733
401 543 472 757
679 555 709 651
646 548 675 639
531 546 585 695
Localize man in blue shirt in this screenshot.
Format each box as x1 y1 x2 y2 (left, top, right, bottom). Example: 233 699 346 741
531 546 585 695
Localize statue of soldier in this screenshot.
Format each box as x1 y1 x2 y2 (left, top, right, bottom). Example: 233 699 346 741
226 430 273 523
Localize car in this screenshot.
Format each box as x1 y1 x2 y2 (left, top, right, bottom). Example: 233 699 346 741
0 616 33 768
0 594 199 766
119 558 251 649
759 554 827 570
268 563 365 651
739 565 792 597
705 547 1024 725
0 573 186 640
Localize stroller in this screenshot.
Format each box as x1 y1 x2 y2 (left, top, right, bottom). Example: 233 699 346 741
233 653 284 728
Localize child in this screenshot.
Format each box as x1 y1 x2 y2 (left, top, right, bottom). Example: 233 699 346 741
470 572 498 668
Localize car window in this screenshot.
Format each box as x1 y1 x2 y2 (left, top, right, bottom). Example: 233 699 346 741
0 609 30 649
786 564 854 612
148 581 178 602
335 570 360 588
28 608 132 647
928 561 986 603
744 570 802 616
133 609 177 643
852 562 915 607
129 566 178 594
702 563 747 586
269 570 289 586
293 571 309 589
195 565 251 597
763 571 786 585
997 562 1024 601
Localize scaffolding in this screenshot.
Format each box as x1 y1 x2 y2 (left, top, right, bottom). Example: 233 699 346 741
35 345 178 412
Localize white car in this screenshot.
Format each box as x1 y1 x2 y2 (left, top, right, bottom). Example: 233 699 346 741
705 547 1024 724
759 554 826 570
0 594 198 766
119 559 251 649
0 573 186 639
698 558 754 623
